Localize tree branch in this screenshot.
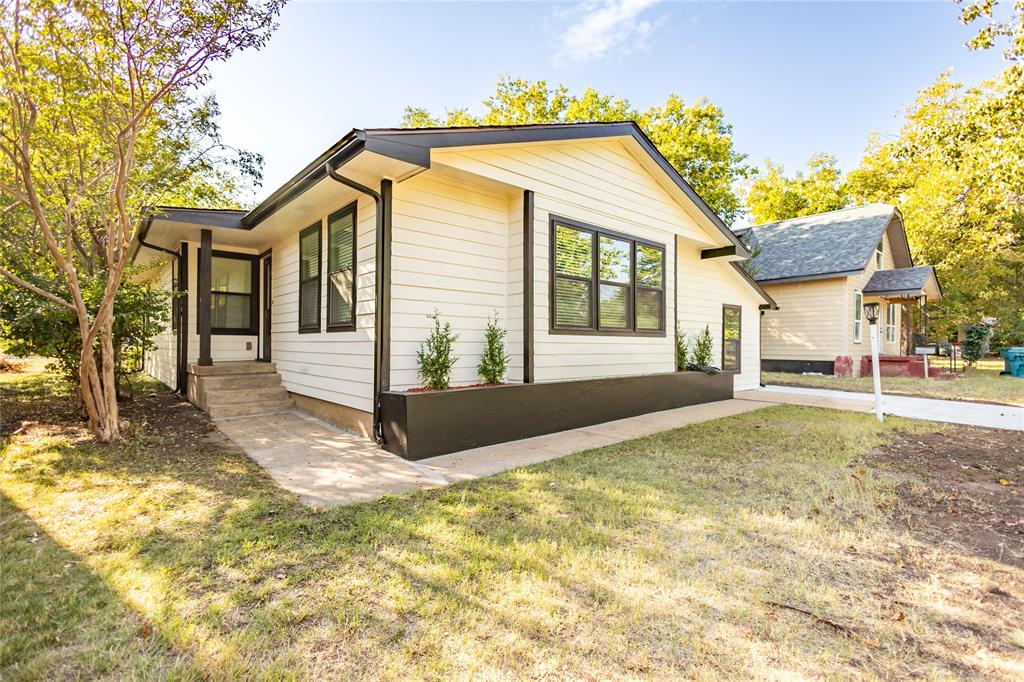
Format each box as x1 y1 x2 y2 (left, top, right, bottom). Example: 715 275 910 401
0 265 76 312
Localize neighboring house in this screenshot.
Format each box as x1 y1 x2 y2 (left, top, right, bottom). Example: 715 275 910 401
735 203 942 377
135 122 775 458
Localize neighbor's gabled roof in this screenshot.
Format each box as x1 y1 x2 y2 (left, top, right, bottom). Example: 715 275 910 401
737 203 910 283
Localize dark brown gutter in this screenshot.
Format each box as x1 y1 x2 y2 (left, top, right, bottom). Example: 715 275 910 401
324 163 392 445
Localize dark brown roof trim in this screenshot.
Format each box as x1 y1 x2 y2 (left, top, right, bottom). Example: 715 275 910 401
730 262 777 309
152 206 247 229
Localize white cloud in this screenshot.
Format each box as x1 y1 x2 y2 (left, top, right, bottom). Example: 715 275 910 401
555 0 663 64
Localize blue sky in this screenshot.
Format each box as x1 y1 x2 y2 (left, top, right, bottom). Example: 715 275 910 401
207 1 1007 207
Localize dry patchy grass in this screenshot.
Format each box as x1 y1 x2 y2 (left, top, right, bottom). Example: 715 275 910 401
765 358 1024 406
2 363 1022 680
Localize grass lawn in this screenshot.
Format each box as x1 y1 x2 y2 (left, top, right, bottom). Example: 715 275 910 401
764 358 1024 406
2 360 1023 680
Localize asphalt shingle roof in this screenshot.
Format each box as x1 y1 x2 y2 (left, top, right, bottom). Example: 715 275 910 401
863 266 938 296
739 203 897 282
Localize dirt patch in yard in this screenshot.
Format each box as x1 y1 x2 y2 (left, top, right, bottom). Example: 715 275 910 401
864 426 1024 567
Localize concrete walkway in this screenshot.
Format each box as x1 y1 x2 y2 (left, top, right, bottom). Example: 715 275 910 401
736 385 1024 431
215 398 772 507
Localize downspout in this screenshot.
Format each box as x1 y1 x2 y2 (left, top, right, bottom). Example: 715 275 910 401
324 163 391 445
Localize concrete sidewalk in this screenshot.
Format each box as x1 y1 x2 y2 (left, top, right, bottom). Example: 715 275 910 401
216 398 772 507
737 385 1024 431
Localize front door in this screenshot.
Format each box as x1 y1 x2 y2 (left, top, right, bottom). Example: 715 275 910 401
261 254 272 361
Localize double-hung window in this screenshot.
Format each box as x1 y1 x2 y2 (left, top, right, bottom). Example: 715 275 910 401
551 217 665 335
209 252 257 335
298 222 322 333
327 203 357 331
722 305 741 371
853 290 863 343
886 302 897 343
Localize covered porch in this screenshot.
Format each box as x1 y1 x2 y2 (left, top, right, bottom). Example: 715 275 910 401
861 265 945 377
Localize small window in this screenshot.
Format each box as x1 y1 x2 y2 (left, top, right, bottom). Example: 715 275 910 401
209 253 257 335
550 217 665 335
875 238 884 269
886 302 897 343
722 305 742 371
327 203 357 331
853 290 863 343
298 222 321 333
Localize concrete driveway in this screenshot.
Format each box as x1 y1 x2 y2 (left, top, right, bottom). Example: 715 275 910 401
737 385 1024 431
215 399 773 507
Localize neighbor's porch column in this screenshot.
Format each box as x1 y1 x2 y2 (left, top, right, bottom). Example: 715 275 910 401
198 228 213 366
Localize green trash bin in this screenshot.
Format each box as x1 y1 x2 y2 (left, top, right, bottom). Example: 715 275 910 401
999 347 1024 377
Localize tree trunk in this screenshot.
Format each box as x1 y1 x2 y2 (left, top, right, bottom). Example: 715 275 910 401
77 322 121 442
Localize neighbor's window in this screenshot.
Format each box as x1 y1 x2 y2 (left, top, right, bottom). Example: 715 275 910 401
298 222 321 333
722 305 741 371
853 290 863 343
886 302 897 343
210 253 256 334
875 238 884 269
551 218 665 334
327 203 357 331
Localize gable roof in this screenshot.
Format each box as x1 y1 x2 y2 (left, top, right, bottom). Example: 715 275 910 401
863 265 943 300
738 203 908 283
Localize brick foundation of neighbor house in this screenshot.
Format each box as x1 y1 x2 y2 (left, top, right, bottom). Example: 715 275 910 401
859 355 958 379
834 355 854 377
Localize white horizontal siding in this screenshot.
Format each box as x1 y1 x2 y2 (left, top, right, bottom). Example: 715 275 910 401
676 242 763 391
144 259 177 388
761 278 846 362
268 194 376 413
389 173 511 391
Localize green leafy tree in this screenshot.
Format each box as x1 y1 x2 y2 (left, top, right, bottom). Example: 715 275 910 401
477 312 509 385
745 154 851 224
691 325 714 367
959 0 1024 60
401 77 753 224
0 0 282 441
847 69 1024 342
417 311 459 390
0 274 169 398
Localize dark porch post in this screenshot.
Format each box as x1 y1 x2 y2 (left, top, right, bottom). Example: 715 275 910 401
198 229 213 366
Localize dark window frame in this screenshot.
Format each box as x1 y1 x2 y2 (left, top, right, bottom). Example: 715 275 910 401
548 215 666 337
198 250 259 336
170 264 179 332
721 304 742 372
326 201 358 333
298 221 322 334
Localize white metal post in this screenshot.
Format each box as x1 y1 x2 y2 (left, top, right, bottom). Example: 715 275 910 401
869 321 883 423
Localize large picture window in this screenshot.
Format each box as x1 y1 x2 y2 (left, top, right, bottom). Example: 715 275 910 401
550 216 665 335
722 305 741 371
298 222 321 333
208 252 257 335
327 203 357 331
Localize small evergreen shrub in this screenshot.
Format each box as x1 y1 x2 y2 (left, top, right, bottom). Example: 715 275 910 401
692 325 714 367
478 312 509 385
417 310 459 390
962 323 990 365
675 327 688 371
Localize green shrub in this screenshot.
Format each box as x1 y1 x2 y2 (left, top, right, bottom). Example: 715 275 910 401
416 310 459 390
477 312 509 385
962 323 990 365
691 325 714 367
675 327 688 371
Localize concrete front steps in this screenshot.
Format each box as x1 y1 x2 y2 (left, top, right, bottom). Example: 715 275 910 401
187 361 293 419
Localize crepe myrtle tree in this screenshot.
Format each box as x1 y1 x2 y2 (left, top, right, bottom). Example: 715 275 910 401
0 0 283 441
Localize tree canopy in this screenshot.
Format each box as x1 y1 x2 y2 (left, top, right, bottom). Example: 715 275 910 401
402 77 753 224
1 0 283 440
744 154 851 224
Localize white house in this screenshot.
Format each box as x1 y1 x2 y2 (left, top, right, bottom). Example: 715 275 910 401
136 122 775 458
